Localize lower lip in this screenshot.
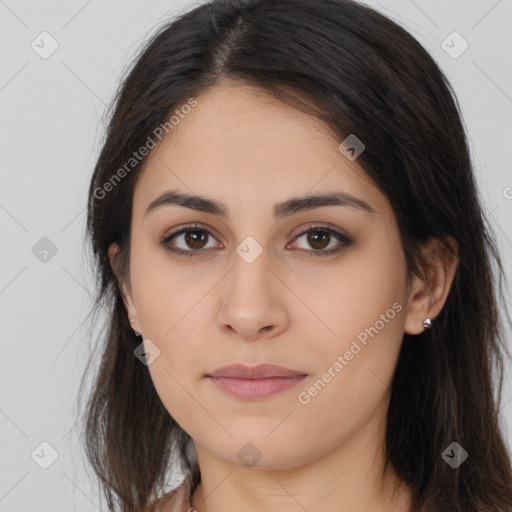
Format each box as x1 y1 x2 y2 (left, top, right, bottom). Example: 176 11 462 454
206 375 307 400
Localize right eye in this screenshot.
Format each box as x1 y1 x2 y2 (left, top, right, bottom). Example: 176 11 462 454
160 224 222 258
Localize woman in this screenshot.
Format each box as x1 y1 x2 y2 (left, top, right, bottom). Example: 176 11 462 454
78 0 512 511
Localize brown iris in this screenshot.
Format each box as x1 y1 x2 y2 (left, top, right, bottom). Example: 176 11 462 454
306 230 330 250
184 230 209 249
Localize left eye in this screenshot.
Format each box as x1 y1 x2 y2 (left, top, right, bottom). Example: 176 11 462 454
161 224 352 258
290 227 351 254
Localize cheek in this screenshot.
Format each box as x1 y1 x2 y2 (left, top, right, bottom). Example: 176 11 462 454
130 241 203 337
289 243 406 347
292 358 392 461
292 297 405 452
290 240 407 409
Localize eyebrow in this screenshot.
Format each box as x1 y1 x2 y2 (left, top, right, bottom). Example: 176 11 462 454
144 189 377 219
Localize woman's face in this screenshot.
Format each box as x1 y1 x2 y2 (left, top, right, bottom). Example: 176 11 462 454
111 82 425 469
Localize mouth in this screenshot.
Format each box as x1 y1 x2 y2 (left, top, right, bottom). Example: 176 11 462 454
205 363 308 400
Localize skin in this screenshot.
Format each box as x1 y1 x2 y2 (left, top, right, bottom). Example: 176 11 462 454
109 81 458 512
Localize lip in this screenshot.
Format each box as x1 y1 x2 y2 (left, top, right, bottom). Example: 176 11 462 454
205 363 308 400
206 363 307 379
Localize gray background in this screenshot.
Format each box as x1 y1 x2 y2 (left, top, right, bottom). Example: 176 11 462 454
1 0 511 510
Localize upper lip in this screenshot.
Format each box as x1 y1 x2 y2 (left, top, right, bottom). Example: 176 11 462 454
206 363 307 379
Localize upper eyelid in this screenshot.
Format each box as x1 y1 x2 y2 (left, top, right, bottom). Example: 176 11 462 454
165 222 222 242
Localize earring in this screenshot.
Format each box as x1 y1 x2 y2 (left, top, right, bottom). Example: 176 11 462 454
129 316 142 337
423 318 432 329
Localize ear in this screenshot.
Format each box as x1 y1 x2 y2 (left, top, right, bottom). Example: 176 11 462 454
403 235 459 335
108 243 142 335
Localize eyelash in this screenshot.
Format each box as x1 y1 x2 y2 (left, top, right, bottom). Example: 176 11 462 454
160 223 353 259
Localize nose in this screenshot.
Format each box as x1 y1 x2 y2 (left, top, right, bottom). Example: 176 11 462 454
216 246 290 342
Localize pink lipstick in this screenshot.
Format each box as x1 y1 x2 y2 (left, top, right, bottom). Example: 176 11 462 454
205 363 308 400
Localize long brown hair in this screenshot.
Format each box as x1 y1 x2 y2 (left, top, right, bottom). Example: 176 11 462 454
78 0 512 510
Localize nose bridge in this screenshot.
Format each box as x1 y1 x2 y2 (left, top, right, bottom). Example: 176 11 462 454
227 235 274 305
217 234 288 339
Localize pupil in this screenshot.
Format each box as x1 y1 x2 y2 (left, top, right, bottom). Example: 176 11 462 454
186 230 207 249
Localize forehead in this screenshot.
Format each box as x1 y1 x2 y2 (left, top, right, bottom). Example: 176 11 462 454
133 83 390 219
